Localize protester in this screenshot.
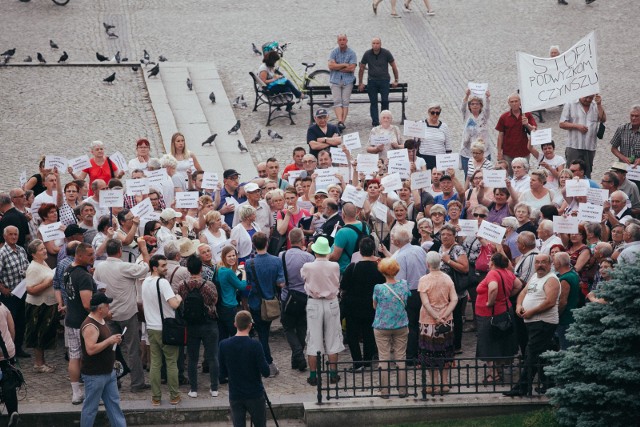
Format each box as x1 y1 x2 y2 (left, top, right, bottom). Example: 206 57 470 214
0 300 20 426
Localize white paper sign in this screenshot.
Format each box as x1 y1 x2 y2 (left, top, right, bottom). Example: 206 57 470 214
130 197 153 219
553 215 579 234
68 155 92 173
388 160 410 179
517 31 599 112
316 176 339 188
109 151 129 172
329 147 348 165
202 172 219 189
436 153 460 171
468 82 488 97
357 154 379 173
372 202 388 223
566 179 589 197
483 170 507 188
627 165 640 182
225 197 239 208
45 155 68 172
388 149 409 164
342 132 361 152
175 191 199 209
99 189 124 208
403 120 426 138
19 171 27 188
458 219 479 237
381 173 402 192
341 184 367 208
477 221 506 244
411 171 431 190
530 128 553 146
370 134 391 146
11 279 27 299
212 239 230 261
586 188 609 206
577 203 604 223
145 169 168 186
39 222 65 243
287 170 303 185
126 178 150 196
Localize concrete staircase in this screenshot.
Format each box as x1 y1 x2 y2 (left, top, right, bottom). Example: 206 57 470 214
144 62 256 178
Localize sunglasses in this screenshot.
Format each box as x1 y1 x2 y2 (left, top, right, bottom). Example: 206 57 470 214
431 212 444 216
430 111 441 116
473 213 487 218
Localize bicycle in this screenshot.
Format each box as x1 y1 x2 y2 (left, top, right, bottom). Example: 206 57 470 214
262 41 330 95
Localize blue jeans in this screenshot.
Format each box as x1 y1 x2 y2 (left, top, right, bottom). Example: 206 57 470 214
81 370 126 427
366 79 391 125
187 320 219 392
269 79 302 99
556 323 572 351
250 309 273 365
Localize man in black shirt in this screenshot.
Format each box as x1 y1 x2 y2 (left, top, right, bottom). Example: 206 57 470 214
306 109 342 159
358 37 399 126
0 192 30 248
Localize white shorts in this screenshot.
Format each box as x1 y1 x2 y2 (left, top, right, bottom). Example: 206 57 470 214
64 326 82 359
305 298 345 356
330 83 354 108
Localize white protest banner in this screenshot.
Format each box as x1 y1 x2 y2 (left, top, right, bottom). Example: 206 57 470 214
403 120 426 138
144 168 168 186
225 197 239 208
287 170 303 185
329 147 348 164
411 171 431 190
39 222 65 243
109 151 129 172
553 215 579 234
202 172 219 189
388 160 410 179
517 31 599 112
99 189 124 208
627 165 640 182
370 134 391 146
341 184 367 208
458 219 479 237
19 171 27 188
126 178 149 196
381 173 402 193
530 128 553 146
483 170 507 188
175 191 199 209
337 167 351 181
130 197 153 219
342 132 361 152
577 202 604 223
212 239 230 262
436 153 460 171
477 221 506 244
586 188 609 206
144 211 161 222
373 202 388 223
357 154 378 173
68 155 92 173
566 179 589 197
388 149 409 164
45 155 68 172
468 82 488 97
316 176 338 188
316 168 336 178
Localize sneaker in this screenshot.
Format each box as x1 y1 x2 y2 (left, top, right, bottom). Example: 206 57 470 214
152 398 161 406
337 122 346 131
8 412 20 427
307 377 318 386
187 391 198 398
426 10 436 15
170 395 181 405
348 365 365 373
72 394 84 405
268 363 279 377
210 390 219 398
131 383 151 393
34 364 55 373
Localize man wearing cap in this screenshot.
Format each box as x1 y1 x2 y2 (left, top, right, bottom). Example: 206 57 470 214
609 162 640 213
217 169 247 228
232 182 272 237
80 293 126 427
307 109 342 159
328 34 357 130
559 94 606 178
156 208 182 251
0 192 30 249
610 105 640 177
302 237 343 385
94 238 150 393
433 169 465 212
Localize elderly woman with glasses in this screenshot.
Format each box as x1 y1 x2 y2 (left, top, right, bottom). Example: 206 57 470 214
417 103 452 170
417 218 437 252
428 204 447 244
128 138 152 171
460 89 491 178
465 140 493 188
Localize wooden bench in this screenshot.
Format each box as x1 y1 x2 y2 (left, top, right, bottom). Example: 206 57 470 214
249 71 296 126
306 83 408 124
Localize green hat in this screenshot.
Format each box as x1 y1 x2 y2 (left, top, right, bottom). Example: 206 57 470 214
311 237 332 255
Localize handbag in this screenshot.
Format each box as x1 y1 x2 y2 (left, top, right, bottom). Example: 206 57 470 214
596 122 606 140
250 260 281 321
282 251 307 316
0 323 25 391
436 323 452 334
267 211 288 256
490 272 513 334
156 278 186 346
447 247 469 295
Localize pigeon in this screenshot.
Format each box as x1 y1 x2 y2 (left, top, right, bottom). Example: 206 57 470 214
121 57 128 62
250 130 261 144
57 51 68 63
228 120 241 134
37 53 46 63
280 42 290 52
96 52 109 62
131 65 139 72
201 134 217 146
158 55 168 62
50 40 59 49
103 72 116 84
103 22 115 32
268 129 283 140
209 91 216 103
251 43 261 56
239 94 248 109
115 51 121 64
238 140 249 153
232 96 241 108
107 30 118 39
147 63 160 78
186 78 192 91
1 48 16 57
143 49 150 61
23 56 32 62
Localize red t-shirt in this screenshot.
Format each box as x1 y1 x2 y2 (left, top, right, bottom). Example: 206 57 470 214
83 158 118 195
495 111 537 158
277 209 310 249
283 163 302 175
475 269 515 317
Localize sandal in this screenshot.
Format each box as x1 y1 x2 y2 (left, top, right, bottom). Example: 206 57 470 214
390 13 402 18
403 1 412 11
482 374 503 385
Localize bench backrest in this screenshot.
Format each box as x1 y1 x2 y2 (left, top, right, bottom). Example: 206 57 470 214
249 71 267 91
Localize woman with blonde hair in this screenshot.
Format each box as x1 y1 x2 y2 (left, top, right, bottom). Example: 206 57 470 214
199 210 228 263
170 132 202 185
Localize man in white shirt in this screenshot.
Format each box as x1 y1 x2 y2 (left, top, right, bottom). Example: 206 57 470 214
537 220 562 255
156 208 182 252
510 158 531 194
84 180 110 227
232 183 271 237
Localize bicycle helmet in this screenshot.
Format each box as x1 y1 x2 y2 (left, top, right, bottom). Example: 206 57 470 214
262 41 279 54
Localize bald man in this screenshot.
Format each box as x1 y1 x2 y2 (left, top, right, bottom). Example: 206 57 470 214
358 37 399 126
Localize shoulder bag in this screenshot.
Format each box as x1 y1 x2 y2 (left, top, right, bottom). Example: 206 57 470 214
267 211 288 255
156 278 186 346
282 251 307 316
250 260 281 321
0 322 25 391
447 246 470 295
490 272 513 334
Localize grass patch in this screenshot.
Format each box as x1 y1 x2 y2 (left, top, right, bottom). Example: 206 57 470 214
393 408 558 427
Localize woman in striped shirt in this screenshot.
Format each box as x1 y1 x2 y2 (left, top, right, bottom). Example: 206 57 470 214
417 103 452 170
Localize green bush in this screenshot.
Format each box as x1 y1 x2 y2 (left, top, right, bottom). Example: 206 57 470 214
544 258 640 427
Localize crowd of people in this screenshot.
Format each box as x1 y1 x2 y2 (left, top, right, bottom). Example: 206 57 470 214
0 39 639 427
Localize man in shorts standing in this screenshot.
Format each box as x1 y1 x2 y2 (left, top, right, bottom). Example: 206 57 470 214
328 34 357 131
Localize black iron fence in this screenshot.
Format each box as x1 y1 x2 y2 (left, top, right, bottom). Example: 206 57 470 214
314 352 546 404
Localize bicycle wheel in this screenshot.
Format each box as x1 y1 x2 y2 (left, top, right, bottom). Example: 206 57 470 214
305 69 330 89
52 0 70 5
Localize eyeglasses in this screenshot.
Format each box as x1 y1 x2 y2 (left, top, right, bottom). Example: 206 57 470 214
473 213 488 218
303 160 317 163
472 151 483 155
430 111 441 116
431 212 444 216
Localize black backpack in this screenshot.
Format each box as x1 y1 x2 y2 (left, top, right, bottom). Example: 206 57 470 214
182 281 206 325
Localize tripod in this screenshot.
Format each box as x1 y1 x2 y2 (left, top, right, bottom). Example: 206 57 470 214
249 391 279 427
